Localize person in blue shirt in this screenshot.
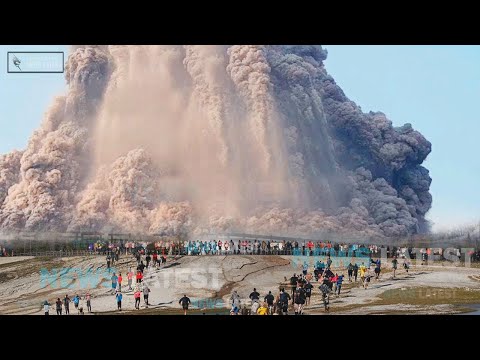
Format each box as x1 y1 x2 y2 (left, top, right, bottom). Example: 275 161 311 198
375 259 381 279
111 273 118 294
116 291 122 311
336 274 344 295
302 261 308 276
73 294 80 312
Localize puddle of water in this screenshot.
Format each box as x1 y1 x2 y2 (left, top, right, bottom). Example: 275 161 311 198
458 304 480 315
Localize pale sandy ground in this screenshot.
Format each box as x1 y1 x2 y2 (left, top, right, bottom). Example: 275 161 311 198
0 255 479 315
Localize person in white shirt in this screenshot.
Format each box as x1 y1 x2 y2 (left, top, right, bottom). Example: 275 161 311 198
43 300 50 315
250 300 259 315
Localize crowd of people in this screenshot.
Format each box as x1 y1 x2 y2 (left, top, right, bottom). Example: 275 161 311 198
221 255 411 315
40 242 414 315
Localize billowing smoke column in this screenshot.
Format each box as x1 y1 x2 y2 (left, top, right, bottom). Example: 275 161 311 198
0 45 432 239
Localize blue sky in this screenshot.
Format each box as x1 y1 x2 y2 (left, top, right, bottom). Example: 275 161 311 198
0 45 478 231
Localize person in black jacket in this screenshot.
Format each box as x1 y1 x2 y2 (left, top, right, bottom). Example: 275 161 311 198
304 281 313 305
179 295 191 315
264 291 275 315
290 273 298 297
278 288 291 315
293 284 306 315
249 288 260 302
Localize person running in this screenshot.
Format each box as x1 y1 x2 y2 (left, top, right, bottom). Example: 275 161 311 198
127 268 134 290
85 293 92 313
250 299 260 315
278 288 291 315
152 252 158 268
137 261 146 274
117 273 123 292
347 263 354 282
146 253 151 268
290 273 299 298
331 273 338 294
403 259 410 274
143 283 151 307
111 273 118 294
353 263 359 282
179 295 191 315
392 257 398 278
257 302 268 315
230 290 241 310
302 261 308 276
63 295 71 315
359 263 367 285
55 298 62 315
304 281 313 305
374 260 381 279
326 256 333 270
336 274 344 296
134 288 141 310
249 288 260 302
73 294 80 313
319 280 331 312
116 291 122 311
293 284 306 315
106 254 111 271
43 300 50 315
364 274 371 289
264 291 275 315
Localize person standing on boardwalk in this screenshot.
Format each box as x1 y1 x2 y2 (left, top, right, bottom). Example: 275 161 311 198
117 273 123 292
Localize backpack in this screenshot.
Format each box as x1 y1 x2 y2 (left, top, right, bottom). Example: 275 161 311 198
294 288 306 303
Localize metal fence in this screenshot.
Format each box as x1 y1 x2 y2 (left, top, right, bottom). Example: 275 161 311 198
12 250 103 257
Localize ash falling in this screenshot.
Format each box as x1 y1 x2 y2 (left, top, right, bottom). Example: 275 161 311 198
0 45 432 239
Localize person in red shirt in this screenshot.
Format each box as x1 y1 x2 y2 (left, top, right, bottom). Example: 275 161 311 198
117 273 123 292
331 274 338 294
136 270 143 284
307 241 314 255
152 252 158 268
134 289 141 310
127 268 133 290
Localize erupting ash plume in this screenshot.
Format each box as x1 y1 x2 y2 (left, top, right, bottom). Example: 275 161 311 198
0 45 432 239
